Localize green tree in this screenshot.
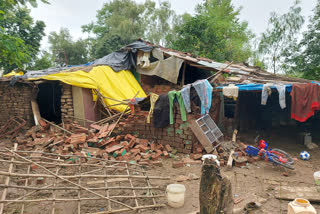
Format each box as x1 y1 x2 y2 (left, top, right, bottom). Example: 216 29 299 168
258 0 304 74
0 0 48 72
82 0 178 58
169 0 253 63
289 0 320 79
48 28 92 66
27 51 54 70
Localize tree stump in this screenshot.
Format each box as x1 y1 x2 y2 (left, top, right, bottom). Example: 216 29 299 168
199 159 233 214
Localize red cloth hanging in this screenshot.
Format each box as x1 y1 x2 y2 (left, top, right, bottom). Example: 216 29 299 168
290 83 320 122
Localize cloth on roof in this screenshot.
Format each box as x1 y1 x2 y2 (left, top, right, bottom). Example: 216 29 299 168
193 79 213 115
25 66 146 112
290 83 320 122
222 84 239 100
153 94 170 128
137 51 150 68
181 84 191 113
147 93 159 124
168 91 187 124
261 83 286 109
136 48 184 84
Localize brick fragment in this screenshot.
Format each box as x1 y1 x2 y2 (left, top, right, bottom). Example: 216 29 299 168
164 144 172 152
172 161 184 168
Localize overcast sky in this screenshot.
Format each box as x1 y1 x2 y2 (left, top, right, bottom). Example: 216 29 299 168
30 0 318 50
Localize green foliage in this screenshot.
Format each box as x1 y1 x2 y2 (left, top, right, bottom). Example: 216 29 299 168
258 0 304 74
287 0 320 79
48 28 92 66
27 51 53 70
82 0 178 58
168 0 253 63
0 0 47 72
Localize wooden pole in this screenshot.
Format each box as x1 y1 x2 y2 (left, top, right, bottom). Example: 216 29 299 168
207 61 233 81
41 118 73 135
88 204 166 214
103 162 111 212
181 62 187 87
0 143 17 214
20 160 30 214
77 158 81 214
51 157 60 214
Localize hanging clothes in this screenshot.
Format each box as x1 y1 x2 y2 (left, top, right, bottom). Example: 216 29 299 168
147 93 159 123
261 83 286 109
222 84 239 100
168 91 187 124
193 79 213 115
290 83 320 122
153 94 170 128
181 84 191 113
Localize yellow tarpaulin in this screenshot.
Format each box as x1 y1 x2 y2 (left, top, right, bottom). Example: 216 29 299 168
29 66 146 112
3 71 24 77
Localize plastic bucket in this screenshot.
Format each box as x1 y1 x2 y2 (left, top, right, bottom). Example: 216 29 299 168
166 184 186 208
313 171 320 192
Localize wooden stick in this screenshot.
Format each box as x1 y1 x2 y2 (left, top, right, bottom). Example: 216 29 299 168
5 149 135 211
0 195 165 203
88 204 166 214
20 163 31 214
65 115 95 123
51 157 60 214
181 62 187 87
207 61 233 81
103 162 112 212
142 167 156 206
125 162 139 209
0 171 169 180
41 118 73 135
0 143 17 214
0 184 161 191
77 158 81 214
107 91 139 137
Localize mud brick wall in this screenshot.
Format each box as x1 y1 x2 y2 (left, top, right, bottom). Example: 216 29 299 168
60 84 74 120
118 92 221 154
0 82 34 128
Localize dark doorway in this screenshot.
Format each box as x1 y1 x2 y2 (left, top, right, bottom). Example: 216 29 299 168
37 82 62 123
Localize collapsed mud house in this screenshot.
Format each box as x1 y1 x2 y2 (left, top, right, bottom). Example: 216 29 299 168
1 39 320 152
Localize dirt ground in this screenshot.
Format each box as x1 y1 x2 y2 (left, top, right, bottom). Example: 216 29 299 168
145 128 320 214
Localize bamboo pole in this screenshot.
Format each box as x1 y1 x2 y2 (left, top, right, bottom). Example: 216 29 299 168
0 171 169 180
207 61 233 81
5 149 135 211
51 157 60 214
20 163 31 214
88 204 166 214
0 184 160 191
0 195 165 203
0 143 17 214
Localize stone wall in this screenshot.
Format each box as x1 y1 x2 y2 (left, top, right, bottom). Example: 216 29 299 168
0 82 34 128
60 83 74 120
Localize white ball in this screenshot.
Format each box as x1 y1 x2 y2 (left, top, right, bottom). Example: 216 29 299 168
300 151 310 160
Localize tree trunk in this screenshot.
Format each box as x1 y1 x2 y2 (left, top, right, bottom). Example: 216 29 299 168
199 160 233 214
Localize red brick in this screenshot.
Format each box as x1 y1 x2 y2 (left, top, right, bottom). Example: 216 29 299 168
70 133 87 145
150 143 156 151
136 139 149 147
130 148 140 154
151 152 161 161
142 153 152 159
253 156 261 162
105 145 123 153
139 161 150 166
128 139 136 148
196 147 203 153
135 145 149 153
135 154 141 161
164 144 172 152
172 161 184 168
90 124 102 130
157 144 164 151
163 151 169 158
